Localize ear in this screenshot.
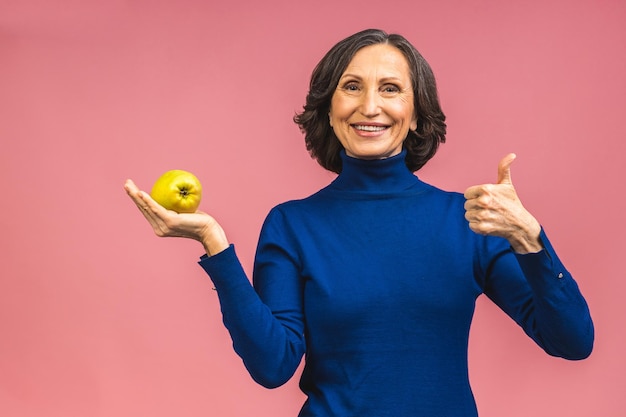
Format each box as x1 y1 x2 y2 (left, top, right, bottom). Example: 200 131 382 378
328 110 333 127
410 114 418 132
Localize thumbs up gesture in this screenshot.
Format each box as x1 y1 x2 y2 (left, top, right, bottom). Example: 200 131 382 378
463 153 543 254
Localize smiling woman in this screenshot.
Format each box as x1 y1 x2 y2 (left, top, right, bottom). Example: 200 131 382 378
125 28 594 417
294 29 446 174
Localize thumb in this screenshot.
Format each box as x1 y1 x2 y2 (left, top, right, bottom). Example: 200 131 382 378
497 153 516 185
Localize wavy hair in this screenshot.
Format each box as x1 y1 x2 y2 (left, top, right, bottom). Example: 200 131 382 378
294 29 447 173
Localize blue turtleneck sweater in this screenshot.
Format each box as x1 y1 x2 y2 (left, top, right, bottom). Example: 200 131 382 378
198 151 593 416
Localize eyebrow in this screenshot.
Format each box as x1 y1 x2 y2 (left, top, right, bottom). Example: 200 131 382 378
339 73 406 84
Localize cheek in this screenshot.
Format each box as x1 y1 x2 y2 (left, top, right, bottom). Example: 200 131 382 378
388 99 413 118
399 103 417 130
329 93 355 122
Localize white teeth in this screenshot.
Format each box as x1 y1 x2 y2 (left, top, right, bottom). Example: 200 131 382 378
354 125 386 132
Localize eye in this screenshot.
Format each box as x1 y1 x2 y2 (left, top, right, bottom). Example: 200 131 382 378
341 81 360 92
382 84 401 94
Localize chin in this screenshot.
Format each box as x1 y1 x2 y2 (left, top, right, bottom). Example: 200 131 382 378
346 147 402 160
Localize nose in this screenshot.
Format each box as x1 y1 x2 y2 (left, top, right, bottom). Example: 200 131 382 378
359 88 381 117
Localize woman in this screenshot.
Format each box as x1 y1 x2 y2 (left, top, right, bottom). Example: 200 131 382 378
125 29 593 416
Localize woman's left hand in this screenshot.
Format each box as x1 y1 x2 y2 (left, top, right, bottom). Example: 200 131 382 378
464 154 543 254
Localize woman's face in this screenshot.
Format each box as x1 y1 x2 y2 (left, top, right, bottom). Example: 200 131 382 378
329 43 417 160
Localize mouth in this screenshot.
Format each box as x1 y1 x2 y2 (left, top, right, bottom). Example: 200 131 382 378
351 123 389 132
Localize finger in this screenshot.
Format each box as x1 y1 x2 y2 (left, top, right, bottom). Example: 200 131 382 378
124 180 157 210
464 185 482 200
463 198 481 213
124 179 138 193
124 180 162 219
124 179 146 206
497 153 516 185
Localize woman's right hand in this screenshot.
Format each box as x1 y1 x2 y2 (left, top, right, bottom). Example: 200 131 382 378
124 179 229 256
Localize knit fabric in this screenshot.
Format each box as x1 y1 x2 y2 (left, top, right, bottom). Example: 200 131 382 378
199 150 593 416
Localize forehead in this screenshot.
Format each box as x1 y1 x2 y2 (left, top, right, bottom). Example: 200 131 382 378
343 43 411 79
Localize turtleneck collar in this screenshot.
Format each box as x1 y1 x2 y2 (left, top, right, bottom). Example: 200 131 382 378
328 150 420 193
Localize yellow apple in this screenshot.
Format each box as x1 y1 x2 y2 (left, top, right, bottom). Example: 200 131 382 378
150 169 202 213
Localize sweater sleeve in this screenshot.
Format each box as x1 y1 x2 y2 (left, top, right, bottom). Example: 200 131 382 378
481 228 594 360
197 210 306 388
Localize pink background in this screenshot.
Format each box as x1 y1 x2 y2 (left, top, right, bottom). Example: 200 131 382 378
1 0 624 416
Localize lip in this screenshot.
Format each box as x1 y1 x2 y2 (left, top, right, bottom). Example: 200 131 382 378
350 122 390 137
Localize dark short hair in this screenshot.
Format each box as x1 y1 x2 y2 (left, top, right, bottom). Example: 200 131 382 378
294 29 447 173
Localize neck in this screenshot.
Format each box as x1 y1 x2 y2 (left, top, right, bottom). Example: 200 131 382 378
330 150 418 192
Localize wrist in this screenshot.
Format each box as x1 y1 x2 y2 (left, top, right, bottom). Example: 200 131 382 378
199 223 229 256
509 219 543 254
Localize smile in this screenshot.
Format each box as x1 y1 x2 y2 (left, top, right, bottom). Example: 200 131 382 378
352 124 388 132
